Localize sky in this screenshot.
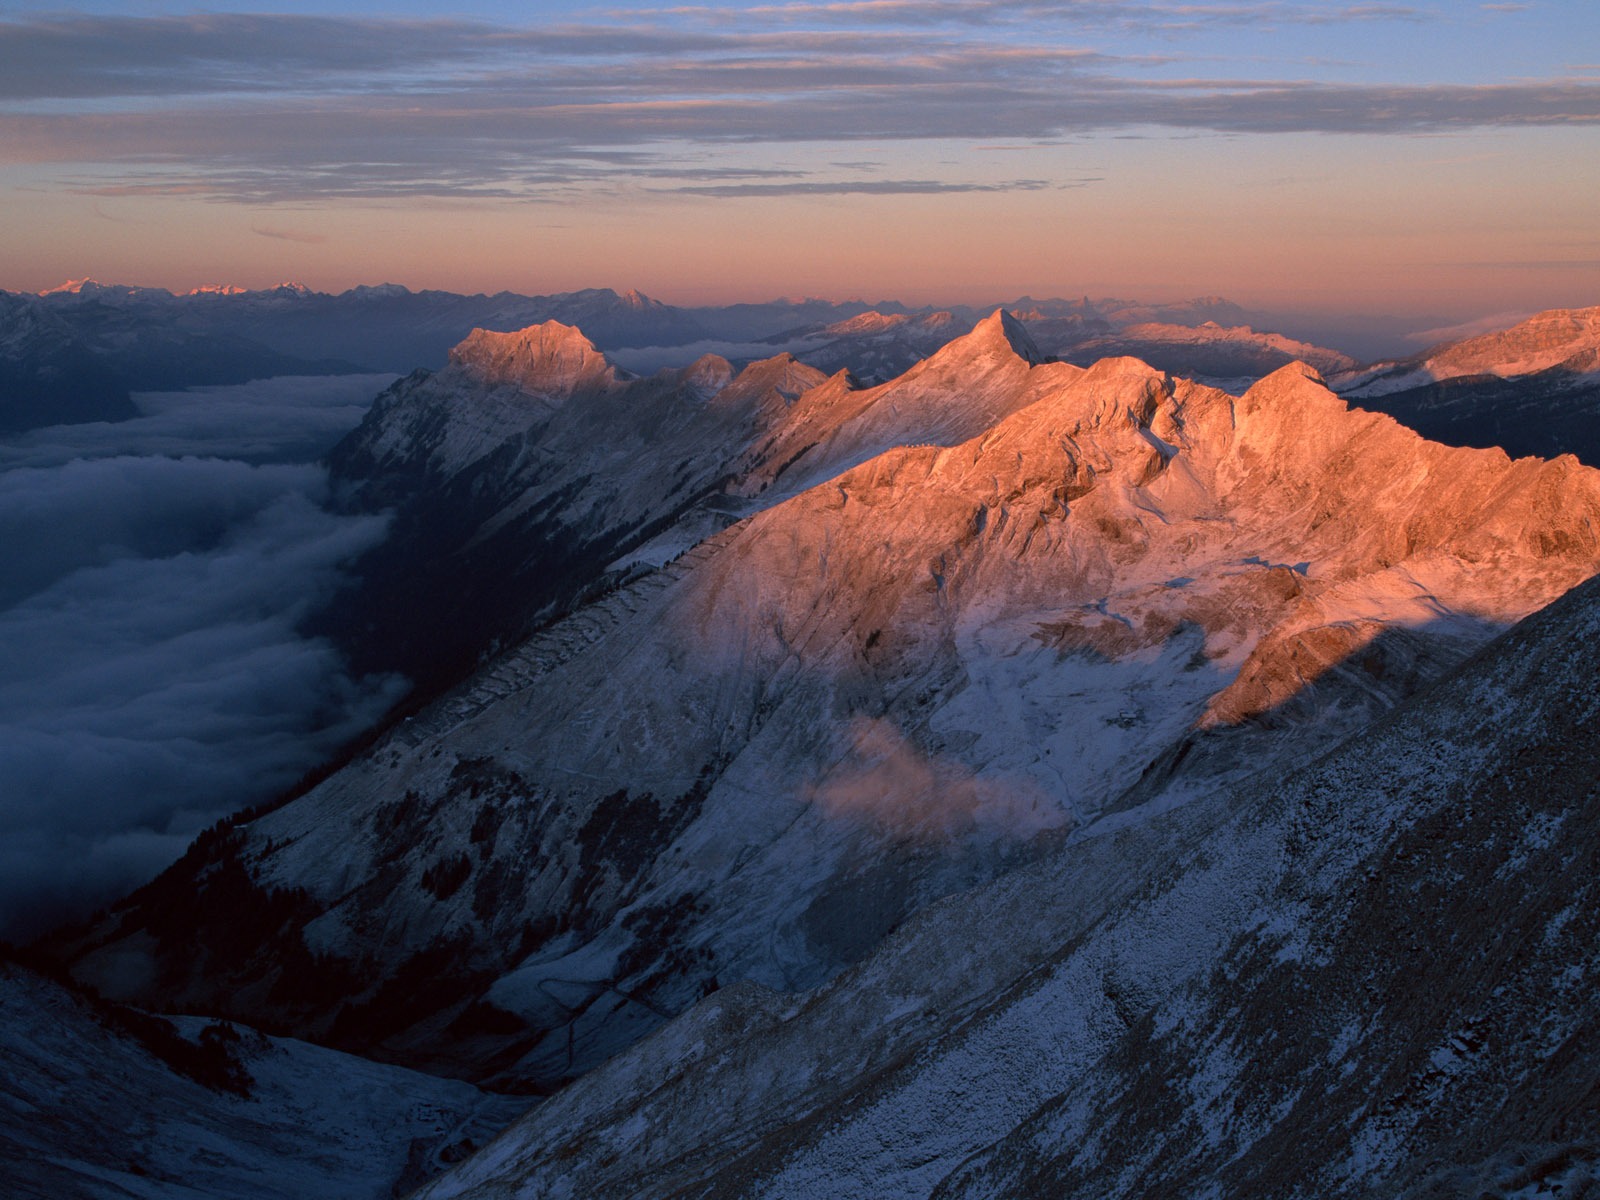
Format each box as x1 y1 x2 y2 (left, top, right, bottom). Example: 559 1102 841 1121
1 1 1598 318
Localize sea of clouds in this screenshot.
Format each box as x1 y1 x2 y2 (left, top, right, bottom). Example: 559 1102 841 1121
0 374 405 940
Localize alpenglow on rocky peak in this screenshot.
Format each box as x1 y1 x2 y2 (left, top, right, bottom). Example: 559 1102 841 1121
446 320 622 398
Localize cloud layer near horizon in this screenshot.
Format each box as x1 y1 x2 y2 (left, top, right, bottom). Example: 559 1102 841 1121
0 376 403 941
1 5 1596 203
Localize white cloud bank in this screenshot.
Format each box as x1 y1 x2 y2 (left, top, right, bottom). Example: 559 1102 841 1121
0 375 403 940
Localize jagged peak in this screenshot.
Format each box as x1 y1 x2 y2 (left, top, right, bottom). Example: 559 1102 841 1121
793 366 864 398
709 353 831 414
1231 360 1381 456
1042 356 1173 434
1246 359 1330 394
730 350 824 382
984 308 1042 362
453 318 595 348
925 308 1042 369
1236 361 1350 429
1241 361 1344 409
684 351 734 374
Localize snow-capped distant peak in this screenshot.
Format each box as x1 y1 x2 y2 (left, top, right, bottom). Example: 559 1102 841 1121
34 279 175 304
40 278 101 295
186 284 249 296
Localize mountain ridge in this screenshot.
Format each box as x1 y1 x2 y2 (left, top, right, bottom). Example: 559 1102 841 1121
16 293 1600 1197
54 319 1600 1101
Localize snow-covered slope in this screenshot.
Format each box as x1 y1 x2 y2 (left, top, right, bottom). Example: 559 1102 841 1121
414 565 1600 1200
0 957 523 1200
58 344 1600 1102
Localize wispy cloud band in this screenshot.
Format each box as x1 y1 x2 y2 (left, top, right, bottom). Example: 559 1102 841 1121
0 6 1592 203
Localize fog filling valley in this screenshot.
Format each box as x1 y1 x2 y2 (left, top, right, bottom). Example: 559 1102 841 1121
0 375 405 940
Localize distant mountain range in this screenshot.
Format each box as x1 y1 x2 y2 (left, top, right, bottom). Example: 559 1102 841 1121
9 281 1596 459
0 281 1347 433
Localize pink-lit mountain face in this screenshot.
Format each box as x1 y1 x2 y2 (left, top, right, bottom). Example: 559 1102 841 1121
54 305 1600 1150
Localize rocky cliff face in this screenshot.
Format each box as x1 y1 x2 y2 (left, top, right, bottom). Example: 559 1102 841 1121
445 322 625 398
58 320 1600 1105
315 323 825 692
314 312 1072 695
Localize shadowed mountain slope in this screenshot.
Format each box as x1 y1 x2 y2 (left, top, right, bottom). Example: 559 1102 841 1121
414 556 1600 1200
0 955 522 1200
